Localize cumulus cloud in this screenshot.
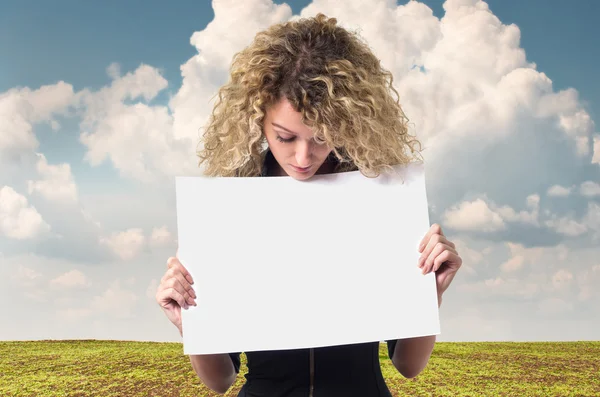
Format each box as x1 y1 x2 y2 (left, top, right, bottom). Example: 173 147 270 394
500 254 524 273
544 216 587 237
146 279 159 300
150 226 172 247
100 228 146 261
77 64 199 183
544 201 600 239
170 0 293 144
552 269 573 291
50 269 92 289
3 0 599 342
442 194 539 232
580 181 600 197
458 276 539 299
90 279 139 319
593 135 600 164
443 198 506 232
576 264 600 302
547 184 573 197
0 186 51 239
11 264 43 288
27 153 78 202
0 82 74 160
99 225 173 261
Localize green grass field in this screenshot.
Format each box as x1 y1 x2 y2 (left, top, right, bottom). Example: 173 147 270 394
2 340 599 396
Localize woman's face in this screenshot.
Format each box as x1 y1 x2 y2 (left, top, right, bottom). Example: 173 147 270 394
263 98 333 180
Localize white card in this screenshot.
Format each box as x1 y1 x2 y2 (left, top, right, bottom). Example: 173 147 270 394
176 162 440 355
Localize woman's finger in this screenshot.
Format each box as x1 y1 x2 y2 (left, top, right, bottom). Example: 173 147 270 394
156 285 188 310
166 277 196 306
418 224 444 253
432 250 456 273
423 242 457 274
162 267 196 299
167 256 194 285
419 233 443 268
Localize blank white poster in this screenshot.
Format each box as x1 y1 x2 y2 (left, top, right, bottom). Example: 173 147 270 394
175 162 440 355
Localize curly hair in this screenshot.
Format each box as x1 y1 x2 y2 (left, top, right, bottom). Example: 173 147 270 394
197 13 423 178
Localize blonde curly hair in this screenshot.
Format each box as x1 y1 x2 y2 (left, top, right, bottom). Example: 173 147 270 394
197 13 422 178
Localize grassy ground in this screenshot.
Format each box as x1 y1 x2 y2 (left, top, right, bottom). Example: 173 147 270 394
1 340 599 396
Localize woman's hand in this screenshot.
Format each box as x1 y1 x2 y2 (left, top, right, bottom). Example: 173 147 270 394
417 223 462 302
155 253 197 335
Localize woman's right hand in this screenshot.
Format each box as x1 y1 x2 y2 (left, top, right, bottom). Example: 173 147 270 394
156 254 197 335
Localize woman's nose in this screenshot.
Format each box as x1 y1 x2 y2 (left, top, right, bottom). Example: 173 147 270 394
295 142 313 167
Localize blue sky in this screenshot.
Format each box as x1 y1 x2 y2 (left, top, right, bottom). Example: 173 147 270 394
2 0 598 120
1 0 599 343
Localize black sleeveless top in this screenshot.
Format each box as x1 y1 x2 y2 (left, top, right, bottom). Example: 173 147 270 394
228 149 399 397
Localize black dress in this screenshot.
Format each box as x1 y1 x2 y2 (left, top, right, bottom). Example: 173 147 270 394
228 149 400 397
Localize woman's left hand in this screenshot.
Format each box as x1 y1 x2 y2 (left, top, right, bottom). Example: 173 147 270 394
417 223 462 303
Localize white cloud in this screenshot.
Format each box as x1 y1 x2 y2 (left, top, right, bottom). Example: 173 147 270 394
146 279 159 300
451 238 483 275
500 254 524 273
443 198 505 232
100 228 146 261
150 226 171 247
545 201 600 238
0 82 74 157
27 153 78 202
0 186 51 239
458 276 539 299
90 279 139 319
443 194 540 232
558 109 594 156
496 194 539 226
547 184 573 197
170 0 293 144
506 241 569 264
582 201 600 237
50 269 91 289
574 259 600 302
99 225 173 261
593 134 600 164
106 62 121 80
2 0 599 343
551 269 573 290
580 181 600 197
545 216 587 237
78 64 201 183
11 264 43 288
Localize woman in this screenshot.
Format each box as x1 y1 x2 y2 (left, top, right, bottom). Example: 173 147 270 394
156 13 462 397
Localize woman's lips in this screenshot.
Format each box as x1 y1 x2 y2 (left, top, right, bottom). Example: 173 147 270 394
291 164 311 173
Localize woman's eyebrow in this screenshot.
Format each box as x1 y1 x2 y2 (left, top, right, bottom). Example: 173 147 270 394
272 122 298 135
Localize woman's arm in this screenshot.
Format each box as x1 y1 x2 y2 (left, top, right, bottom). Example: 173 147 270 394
188 354 237 394
391 295 442 378
393 222 461 378
179 328 237 394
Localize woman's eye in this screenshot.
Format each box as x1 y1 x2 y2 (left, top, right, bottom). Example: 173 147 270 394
276 134 294 143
